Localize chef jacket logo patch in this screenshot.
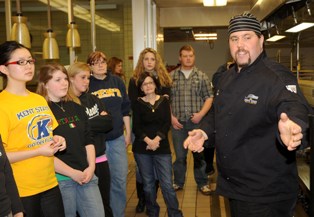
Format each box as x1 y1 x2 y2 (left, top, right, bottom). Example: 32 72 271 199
244 94 259 105
286 85 297 93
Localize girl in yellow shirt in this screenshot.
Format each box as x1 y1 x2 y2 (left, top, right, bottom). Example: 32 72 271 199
0 41 66 217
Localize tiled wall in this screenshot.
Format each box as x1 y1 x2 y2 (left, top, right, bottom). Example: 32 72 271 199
123 1 134 85
0 1 133 87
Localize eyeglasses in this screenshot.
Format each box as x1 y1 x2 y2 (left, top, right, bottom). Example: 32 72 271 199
5 59 36 66
142 81 154 87
91 60 107 66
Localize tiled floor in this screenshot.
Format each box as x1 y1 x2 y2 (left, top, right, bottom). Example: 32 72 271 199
125 144 231 217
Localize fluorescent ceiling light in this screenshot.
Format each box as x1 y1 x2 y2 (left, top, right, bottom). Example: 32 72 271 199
285 22 314 33
39 0 120 32
193 31 217 40
203 0 227 6
194 37 217 40
193 33 217 37
266 35 286 42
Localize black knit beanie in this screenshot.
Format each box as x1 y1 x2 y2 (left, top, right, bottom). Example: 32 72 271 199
228 12 261 36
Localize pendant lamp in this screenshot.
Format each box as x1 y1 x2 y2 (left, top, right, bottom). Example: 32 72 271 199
11 0 31 48
66 0 81 48
42 0 59 59
66 22 81 48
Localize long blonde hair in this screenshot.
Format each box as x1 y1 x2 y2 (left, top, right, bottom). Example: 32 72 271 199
67 62 91 105
132 48 172 87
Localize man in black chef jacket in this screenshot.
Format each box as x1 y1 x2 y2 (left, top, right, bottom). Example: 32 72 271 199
183 12 313 217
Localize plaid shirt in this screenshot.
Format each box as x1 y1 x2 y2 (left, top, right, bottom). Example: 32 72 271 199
170 67 213 121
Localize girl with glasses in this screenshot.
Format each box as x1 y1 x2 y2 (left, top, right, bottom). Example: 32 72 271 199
132 71 182 217
87 51 131 217
0 41 66 217
128 47 172 213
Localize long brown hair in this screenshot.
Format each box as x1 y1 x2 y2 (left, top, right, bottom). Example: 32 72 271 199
36 63 72 102
132 48 172 87
107 57 125 82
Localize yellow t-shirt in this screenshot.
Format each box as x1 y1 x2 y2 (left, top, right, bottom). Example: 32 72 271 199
0 90 58 197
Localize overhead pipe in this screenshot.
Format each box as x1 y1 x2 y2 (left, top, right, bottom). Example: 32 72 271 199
90 0 96 51
68 0 74 63
290 49 293 72
291 6 298 24
5 0 12 40
306 0 311 16
290 38 295 72
67 0 81 64
66 0 80 49
296 32 301 79
276 49 281 63
42 0 60 59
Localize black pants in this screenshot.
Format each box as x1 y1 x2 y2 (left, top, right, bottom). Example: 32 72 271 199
21 186 65 217
203 146 215 173
229 198 297 217
95 160 113 217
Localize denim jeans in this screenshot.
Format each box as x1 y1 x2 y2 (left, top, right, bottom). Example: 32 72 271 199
134 153 183 217
172 120 208 188
106 135 128 217
58 175 104 217
21 186 65 217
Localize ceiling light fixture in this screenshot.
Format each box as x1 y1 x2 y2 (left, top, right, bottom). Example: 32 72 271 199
203 0 227 7
66 0 80 48
42 0 59 59
285 5 314 33
266 35 286 42
38 0 120 32
193 33 217 37
194 37 217 40
10 0 31 48
193 32 217 40
66 22 80 47
266 24 286 42
285 22 314 33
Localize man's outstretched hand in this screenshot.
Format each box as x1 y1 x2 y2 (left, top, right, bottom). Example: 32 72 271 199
278 113 303 151
183 129 206 153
